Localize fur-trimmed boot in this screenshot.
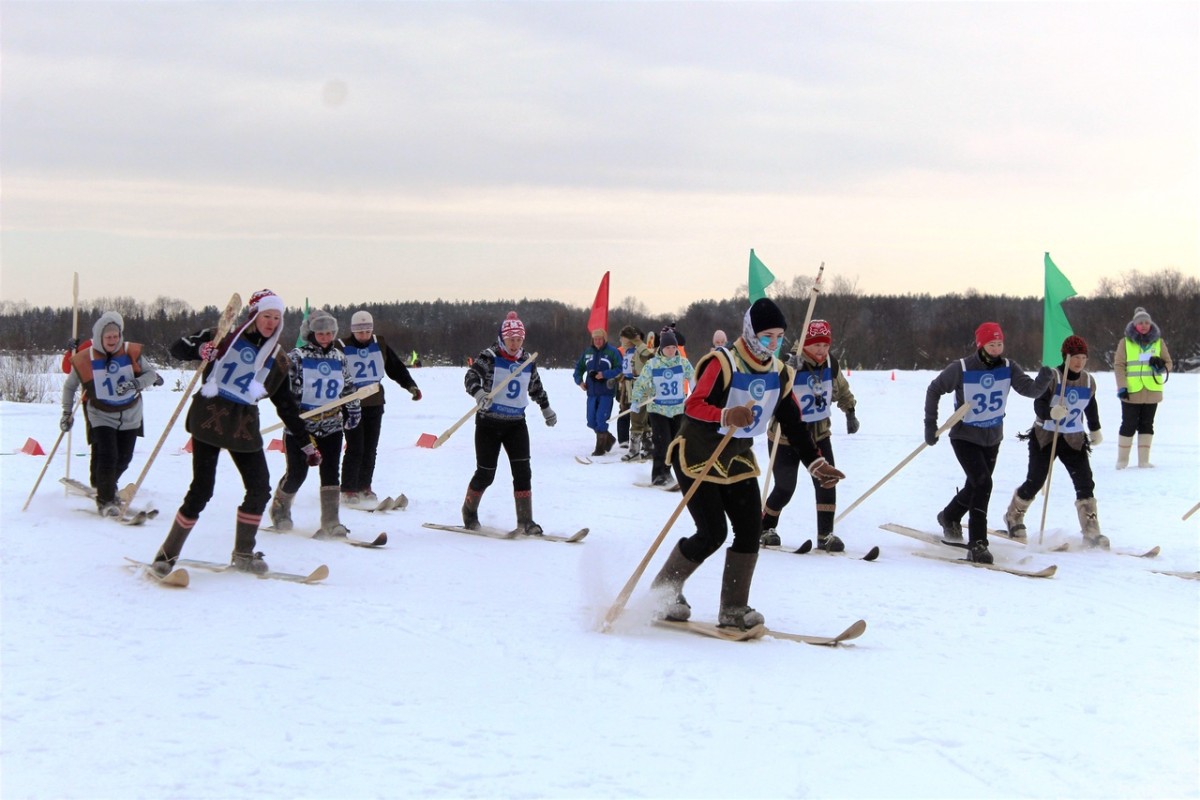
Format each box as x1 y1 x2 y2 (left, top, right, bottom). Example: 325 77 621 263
151 512 198 576
621 433 642 462
514 490 543 536
1137 433 1155 468
1116 435 1134 469
1003 490 1033 539
462 488 484 530
315 485 350 539
269 483 296 531
717 549 765 630
650 540 703 621
231 510 269 574
1076 497 1110 549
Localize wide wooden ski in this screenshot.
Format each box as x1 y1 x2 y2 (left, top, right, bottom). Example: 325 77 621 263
763 618 868 646
177 558 329 584
881 524 1058 578
653 619 766 641
422 522 588 544
123 557 189 587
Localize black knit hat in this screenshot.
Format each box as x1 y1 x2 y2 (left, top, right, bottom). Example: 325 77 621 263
658 330 678 349
748 298 787 333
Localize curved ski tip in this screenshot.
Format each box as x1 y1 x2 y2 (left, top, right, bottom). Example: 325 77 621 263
840 619 868 641
306 565 331 582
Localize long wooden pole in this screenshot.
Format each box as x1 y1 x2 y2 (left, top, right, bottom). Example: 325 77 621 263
119 293 242 516
1183 501 1200 522
260 382 380 435
833 402 971 524
1037 369 1071 545
431 352 538 448
65 272 79 485
23 396 83 511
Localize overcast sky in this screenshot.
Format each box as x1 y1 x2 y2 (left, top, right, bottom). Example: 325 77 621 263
2 1 1196 316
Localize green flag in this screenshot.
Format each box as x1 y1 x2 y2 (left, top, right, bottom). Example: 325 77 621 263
295 298 310 347
1043 253 1077 367
748 249 775 302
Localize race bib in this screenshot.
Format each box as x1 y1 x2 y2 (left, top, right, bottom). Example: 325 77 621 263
344 340 384 385
962 363 1012 428
300 356 345 411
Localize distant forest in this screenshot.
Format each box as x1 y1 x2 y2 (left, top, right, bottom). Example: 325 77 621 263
0 269 1195 372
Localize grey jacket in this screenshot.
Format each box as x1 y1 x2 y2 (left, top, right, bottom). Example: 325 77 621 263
925 351 1052 448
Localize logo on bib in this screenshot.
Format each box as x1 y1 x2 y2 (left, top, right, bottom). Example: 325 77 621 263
240 347 256 364
1067 388 1081 405
106 361 121 374
748 378 768 401
980 373 996 390
317 362 333 376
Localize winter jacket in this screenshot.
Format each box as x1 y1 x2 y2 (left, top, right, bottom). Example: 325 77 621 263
1030 366 1101 452
338 334 419 408
630 352 696 417
925 350 1052 448
1114 322 1172 404
465 345 550 424
573 342 622 397
286 340 361 437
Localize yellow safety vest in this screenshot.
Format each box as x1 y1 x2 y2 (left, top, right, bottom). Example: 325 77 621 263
1124 338 1164 393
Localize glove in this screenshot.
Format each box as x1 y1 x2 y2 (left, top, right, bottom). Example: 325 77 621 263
302 441 322 467
924 421 939 447
542 406 557 427
807 457 846 489
344 405 361 431
722 405 755 429
1035 366 1053 384
65 337 80 351
845 410 860 434
1090 430 1103 446
409 386 422 401
1049 404 1068 421
60 412 74 432
1149 356 1166 371
115 379 140 397
198 342 218 362
473 389 492 411
1117 388 1129 399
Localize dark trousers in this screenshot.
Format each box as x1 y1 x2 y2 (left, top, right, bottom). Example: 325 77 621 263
180 438 272 520
945 438 1000 543
1118 402 1158 437
1016 436 1095 501
469 418 532 493
765 437 837 535
649 413 683 480
673 462 763 561
90 426 139 504
341 405 384 492
282 431 344 493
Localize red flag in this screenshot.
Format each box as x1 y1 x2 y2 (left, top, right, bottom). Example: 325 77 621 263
586 272 610 335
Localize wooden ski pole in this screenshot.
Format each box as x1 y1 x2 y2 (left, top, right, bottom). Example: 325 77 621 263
66 272 79 486
1183 501 1200 522
429 352 538 448
602 406 748 632
119 293 242 516
23 396 83 511
833 402 971 524
1037 369 1072 545
761 427 782 513
260 382 379 434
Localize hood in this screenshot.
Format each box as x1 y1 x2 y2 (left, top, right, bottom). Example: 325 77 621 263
91 311 124 355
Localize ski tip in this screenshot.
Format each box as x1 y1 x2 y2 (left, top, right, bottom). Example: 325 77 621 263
393 494 409 510
304 565 331 583
794 540 814 554
862 546 881 561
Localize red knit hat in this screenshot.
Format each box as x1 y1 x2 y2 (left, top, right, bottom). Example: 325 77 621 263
500 311 526 339
975 322 1004 348
805 319 832 346
1061 335 1088 357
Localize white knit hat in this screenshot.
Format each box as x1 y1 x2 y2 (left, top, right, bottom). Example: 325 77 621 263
351 310 373 332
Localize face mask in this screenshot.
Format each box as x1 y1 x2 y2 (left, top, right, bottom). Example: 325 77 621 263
758 335 781 356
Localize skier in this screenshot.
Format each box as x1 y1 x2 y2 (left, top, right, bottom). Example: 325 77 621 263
338 310 421 505
1113 307 1173 469
60 311 160 515
630 328 696 486
760 319 859 550
649 298 845 629
1005 335 1107 547
572 328 622 456
924 322 1053 565
268 309 362 538
461 311 558 534
149 289 312 576
618 324 654 463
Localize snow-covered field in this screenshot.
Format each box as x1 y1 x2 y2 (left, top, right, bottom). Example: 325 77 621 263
2 364 1197 799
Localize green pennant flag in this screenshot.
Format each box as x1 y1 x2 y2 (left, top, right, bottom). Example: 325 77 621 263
1043 253 1077 367
748 249 775 302
295 298 310 347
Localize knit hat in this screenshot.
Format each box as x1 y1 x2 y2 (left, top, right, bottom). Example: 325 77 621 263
619 324 640 341
1131 307 1153 325
805 319 832 346
350 310 373 333
975 322 1004 349
500 311 526 339
1061 335 1088 357
658 330 678 349
748 298 787 334
248 289 285 315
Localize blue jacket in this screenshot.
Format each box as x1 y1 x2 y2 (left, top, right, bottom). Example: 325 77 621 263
573 343 623 397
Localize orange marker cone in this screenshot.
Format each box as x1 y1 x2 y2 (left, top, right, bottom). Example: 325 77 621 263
20 437 45 456
267 438 285 452
182 437 193 453
891 370 896 381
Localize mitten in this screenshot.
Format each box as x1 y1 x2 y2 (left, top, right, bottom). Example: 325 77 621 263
542 406 557 427
409 386 422 401
474 389 492 411
344 406 361 431
1090 430 1104 446
845 409 860 434
198 342 218 362
60 412 74 432
65 338 80 351
302 440 322 467
807 457 845 489
115 379 140 397
722 405 755 429
1117 388 1129 399
1149 356 1166 371
1049 404 1068 421
924 421 939 447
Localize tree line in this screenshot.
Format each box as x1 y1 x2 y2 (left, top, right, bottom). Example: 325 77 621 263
0 269 1194 373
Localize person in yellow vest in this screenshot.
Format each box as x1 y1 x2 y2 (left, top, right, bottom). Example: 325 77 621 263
1114 307 1172 469
60 312 160 516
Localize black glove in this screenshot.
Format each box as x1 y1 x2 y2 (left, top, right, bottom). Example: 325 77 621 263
1149 356 1166 371
409 386 422 401
924 421 939 447
60 412 74 432
845 410 860 435
65 337 80 352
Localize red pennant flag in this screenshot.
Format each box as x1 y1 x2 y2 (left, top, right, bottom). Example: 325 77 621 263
586 271 610 335
20 437 45 456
